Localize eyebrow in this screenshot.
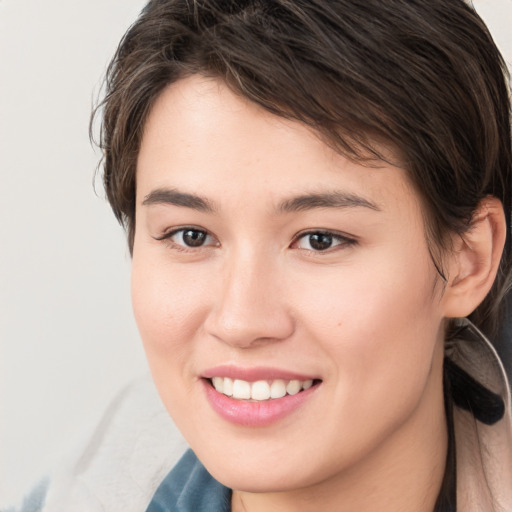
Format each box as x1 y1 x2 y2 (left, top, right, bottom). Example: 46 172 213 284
142 188 216 213
142 187 380 214
278 192 380 213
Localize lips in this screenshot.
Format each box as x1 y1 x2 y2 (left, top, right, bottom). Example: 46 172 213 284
201 366 321 426
202 365 319 383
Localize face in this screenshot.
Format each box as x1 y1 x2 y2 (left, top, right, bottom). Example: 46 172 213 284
132 76 448 493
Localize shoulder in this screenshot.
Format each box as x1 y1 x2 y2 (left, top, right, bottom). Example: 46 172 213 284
4 376 188 512
447 320 512 511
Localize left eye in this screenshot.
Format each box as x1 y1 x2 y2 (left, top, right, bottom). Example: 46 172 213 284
293 231 354 252
164 228 216 248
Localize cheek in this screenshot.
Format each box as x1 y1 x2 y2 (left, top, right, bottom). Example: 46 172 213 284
130 249 211 372
293 244 442 398
296 242 438 331
285 256 444 465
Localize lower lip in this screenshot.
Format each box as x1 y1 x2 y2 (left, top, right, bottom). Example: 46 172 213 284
202 379 319 427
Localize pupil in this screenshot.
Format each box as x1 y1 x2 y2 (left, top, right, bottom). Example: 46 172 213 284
309 233 333 251
183 230 206 247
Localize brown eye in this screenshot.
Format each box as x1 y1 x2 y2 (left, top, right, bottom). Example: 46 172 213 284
181 229 207 247
293 231 356 252
308 233 333 251
158 227 217 249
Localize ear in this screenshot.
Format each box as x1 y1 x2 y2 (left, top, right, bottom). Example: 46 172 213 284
442 196 507 319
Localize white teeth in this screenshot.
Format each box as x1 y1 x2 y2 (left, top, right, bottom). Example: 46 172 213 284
302 379 313 390
233 379 251 399
286 380 301 395
251 380 271 400
223 377 234 397
270 379 287 399
211 377 316 401
212 377 224 393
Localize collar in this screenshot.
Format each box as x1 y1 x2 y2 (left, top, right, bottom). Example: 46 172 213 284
447 319 512 511
145 449 231 512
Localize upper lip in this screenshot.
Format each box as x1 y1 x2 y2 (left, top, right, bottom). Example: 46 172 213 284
201 365 319 382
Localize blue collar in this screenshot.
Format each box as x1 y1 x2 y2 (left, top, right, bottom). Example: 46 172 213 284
145 449 231 512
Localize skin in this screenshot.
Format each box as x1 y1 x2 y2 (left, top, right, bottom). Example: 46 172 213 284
131 75 503 511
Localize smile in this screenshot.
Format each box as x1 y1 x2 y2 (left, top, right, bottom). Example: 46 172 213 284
202 369 321 426
210 377 314 401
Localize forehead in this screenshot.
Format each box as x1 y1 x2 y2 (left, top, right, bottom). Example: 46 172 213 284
136 75 419 218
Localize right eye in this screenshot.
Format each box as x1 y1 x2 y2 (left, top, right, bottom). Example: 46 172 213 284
157 227 218 249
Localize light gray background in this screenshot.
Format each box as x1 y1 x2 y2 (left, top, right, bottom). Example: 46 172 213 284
0 0 511 506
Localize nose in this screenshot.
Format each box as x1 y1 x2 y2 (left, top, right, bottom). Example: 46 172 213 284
204 251 295 348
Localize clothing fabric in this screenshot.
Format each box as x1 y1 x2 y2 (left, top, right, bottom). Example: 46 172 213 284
145 450 231 512
446 320 512 511
2 377 189 512
144 319 512 512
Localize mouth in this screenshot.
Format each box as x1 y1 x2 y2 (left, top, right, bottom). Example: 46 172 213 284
202 375 321 426
207 377 321 401
201 366 322 425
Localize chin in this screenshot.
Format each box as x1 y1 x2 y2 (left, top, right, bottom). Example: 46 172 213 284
192 440 330 494
209 463 314 494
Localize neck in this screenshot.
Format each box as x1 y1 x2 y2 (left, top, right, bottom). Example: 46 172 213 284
232 348 448 512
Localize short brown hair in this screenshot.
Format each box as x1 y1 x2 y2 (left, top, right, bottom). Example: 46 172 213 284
93 0 511 341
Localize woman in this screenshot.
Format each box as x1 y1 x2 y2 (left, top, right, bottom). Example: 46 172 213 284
88 0 512 510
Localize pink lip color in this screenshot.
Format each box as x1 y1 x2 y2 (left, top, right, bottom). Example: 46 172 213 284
202 378 319 427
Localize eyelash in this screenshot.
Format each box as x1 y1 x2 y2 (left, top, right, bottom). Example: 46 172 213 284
291 230 357 253
155 227 218 252
155 227 357 254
